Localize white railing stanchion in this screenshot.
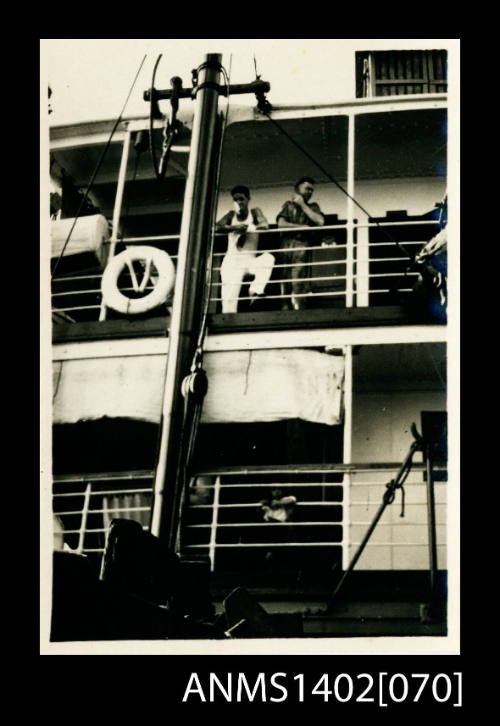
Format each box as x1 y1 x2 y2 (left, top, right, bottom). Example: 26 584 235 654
356 212 370 307
99 126 131 322
208 475 221 572
76 482 92 554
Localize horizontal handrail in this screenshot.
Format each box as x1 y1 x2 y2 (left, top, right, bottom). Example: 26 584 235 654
53 470 154 483
368 288 414 294
52 462 445 483
79 540 446 554
190 463 442 476
212 220 438 236
189 501 342 508
53 487 153 498
369 271 418 279
56 505 151 516
52 274 103 283
54 305 102 312
52 289 102 297
351 520 444 527
121 234 181 242
191 481 344 488
184 542 341 548
186 521 341 528
119 220 438 243
52 283 161 297
75 541 341 554
369 255 416 263
348 541 445 547
356 220 439 229
63 512 149 532
214 243 347 257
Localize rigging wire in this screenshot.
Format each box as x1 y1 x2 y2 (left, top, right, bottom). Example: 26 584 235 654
247 53 417 265
250 54 417 269
149 54 163 181
51 54 147 280
261 110 416 263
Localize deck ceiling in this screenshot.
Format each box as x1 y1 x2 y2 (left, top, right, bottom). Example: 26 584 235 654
50 107 446 215
354 109 447 180
220 115 348 189
51 127 190 188
220 108 446 188
353 342 446 391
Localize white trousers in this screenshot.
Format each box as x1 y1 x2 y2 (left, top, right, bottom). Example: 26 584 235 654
220 250 275 313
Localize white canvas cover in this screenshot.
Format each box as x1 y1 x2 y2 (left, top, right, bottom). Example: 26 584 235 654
53 349 344 426
51 214 110 263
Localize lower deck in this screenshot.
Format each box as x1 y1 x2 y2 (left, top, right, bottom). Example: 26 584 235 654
49 315 449 642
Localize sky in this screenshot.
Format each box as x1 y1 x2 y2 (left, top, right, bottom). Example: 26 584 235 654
42 39 457 126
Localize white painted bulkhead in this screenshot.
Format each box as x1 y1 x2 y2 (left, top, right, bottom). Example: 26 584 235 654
216 178 445 227
351 390 446 570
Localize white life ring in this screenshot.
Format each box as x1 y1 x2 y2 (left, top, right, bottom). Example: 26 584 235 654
101 246 176 314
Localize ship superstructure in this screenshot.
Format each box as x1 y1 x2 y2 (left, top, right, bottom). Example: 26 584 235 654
48 49 450 640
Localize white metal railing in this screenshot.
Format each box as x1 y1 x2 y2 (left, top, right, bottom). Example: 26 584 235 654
52 461 446 572
53 471 154 556
51 219 440 323
181 462 446 573
184 477 342 572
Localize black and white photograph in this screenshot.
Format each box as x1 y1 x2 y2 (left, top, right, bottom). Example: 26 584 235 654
40 39 459 672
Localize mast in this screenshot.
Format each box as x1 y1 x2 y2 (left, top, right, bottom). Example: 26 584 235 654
150 54 223 548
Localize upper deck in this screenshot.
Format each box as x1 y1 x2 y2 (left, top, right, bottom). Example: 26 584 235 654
48 93 448 348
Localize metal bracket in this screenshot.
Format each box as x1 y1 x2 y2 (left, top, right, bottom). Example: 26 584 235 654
144 78 271 103
192 81 228 98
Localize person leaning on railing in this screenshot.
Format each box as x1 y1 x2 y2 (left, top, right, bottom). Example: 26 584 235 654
276 176 325 310
413 223 447 308
216 185 274 313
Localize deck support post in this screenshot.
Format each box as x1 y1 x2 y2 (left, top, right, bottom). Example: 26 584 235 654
99 126 131 321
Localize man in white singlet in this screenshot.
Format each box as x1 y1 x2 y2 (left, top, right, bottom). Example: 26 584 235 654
216 185 274 313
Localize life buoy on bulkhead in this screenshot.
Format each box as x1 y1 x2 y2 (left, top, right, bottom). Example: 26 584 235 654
101 246 175 314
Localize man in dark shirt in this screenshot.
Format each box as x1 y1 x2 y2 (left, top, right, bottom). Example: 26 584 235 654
277 177 325 310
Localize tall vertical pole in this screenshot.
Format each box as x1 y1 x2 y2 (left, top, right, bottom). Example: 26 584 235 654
150 54 222 549
99 126 131 321
342 345 353 570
